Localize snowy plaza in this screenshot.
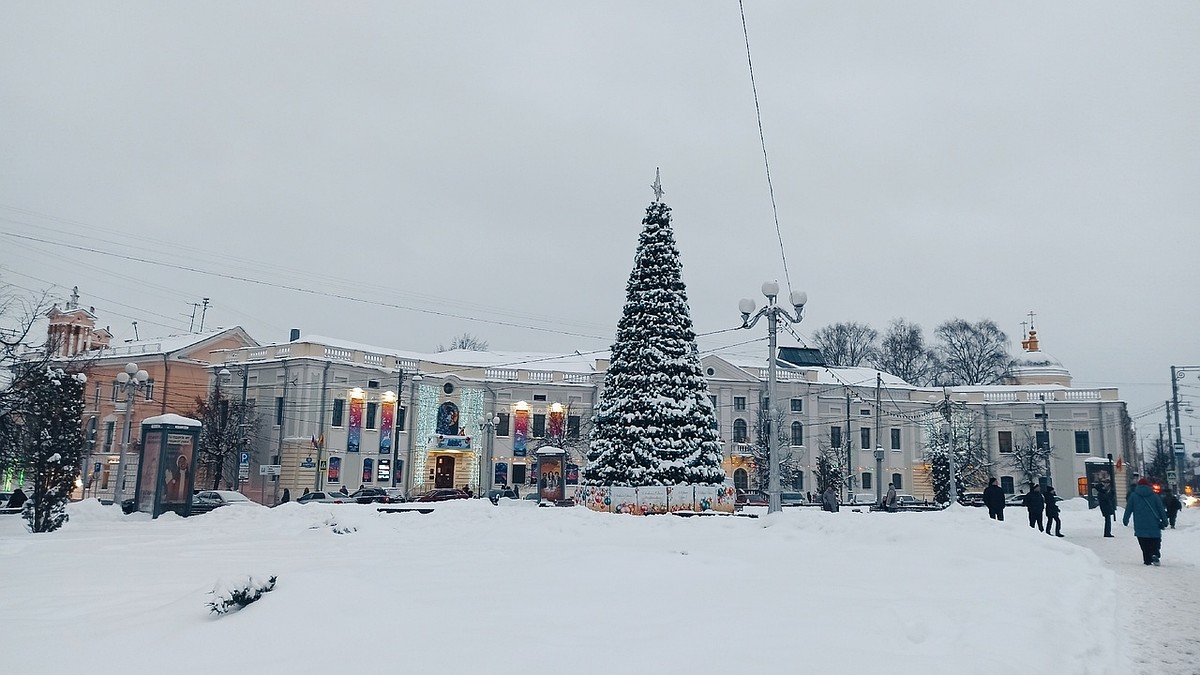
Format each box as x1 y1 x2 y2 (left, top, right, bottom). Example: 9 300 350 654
1 498 1196 675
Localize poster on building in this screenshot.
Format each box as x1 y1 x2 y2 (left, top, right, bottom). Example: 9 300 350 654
378 400 394 454
513 407 529 457
137 431 162 512
538 456 564 502
362 458 374 484
667 485 696 512
609 486 638 514
160 433 194 505
638 486 668 515
1084 458 1115 509
327 457 341 483
377 458 391 483
565 463 579 486
494 462 508 486
347 398 363 453
437 401 460 435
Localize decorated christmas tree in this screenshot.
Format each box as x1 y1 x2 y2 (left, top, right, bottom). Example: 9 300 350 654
583 178 724 487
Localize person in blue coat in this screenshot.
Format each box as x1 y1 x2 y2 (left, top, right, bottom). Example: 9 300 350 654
1122 478 1169 566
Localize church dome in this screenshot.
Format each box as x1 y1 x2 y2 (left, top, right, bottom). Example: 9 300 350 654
1007 326 1071 386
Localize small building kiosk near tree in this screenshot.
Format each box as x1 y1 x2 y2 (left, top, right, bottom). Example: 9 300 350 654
135 414 202 518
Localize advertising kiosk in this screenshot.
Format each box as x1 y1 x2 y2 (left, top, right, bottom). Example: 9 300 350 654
135 413 202 518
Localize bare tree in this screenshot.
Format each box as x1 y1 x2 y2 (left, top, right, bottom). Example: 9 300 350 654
871 318 938 385
924 415 993 504
187 385 260 489
815 442 844 494
437 333 489 352
749 405 799 491
811 322 878 367
933 318 1013 385
1005 429 1052 489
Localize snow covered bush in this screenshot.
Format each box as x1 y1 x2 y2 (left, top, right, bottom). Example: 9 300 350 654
584 198 724 487
208 575 277 615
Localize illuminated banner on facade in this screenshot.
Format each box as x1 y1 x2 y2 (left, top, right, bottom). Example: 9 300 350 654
513 408 530 457
495 462 508 486
347 397 363 453
379 401 395 454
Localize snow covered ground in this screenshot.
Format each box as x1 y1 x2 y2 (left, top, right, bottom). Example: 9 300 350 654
0 497 1194 675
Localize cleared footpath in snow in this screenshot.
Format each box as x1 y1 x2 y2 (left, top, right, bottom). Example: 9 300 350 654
1063 500 1200 675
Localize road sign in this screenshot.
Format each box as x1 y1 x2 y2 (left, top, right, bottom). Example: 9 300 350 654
1166 471 1177 481
259 465 282 476
300 457 316 468
1173 442 1186 455
319 460 327 470
240 451 251 465
238 466 250 480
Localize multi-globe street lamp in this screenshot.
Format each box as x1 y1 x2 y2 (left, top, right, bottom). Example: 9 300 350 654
113 362 149 506
478 414 501 494
738 281 807 514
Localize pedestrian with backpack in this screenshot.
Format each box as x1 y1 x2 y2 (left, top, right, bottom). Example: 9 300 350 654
1123 478 1169 566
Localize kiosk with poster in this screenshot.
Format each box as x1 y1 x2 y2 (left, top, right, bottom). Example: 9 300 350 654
135 413 202 518
535 446 568 504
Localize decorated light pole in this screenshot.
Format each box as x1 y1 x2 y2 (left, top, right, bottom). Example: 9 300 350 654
113 362 149 506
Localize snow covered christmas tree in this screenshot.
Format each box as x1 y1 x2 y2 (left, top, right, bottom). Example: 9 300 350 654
19 367 86 533
583 176 724 487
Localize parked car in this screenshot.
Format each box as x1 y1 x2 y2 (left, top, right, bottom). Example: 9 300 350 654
850 493 877 506
780 491 807 507
959 492 986 507
192 490 259 514
894 494 920 507
1005 493 1027 507
487 487 519 504
736 491 769 507
295 491 349 505
347 487 394 504
414 488 470 503
384 488 407 503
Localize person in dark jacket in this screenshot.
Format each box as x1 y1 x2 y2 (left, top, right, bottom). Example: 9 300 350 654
1023 484 1045 531
982 477 1005 521
5 488 27 509
1161 488 1182 529
1044 486 1063 537
822 486 840 513
1093 480 1117 537
1123 478 1168 565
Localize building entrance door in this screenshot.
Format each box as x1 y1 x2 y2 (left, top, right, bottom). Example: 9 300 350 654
435 455 456 488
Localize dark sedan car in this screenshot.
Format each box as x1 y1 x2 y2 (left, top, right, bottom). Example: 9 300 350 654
347 487 394 504
414 488 470 503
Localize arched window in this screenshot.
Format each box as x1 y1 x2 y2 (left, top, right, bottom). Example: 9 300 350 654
362 458 374 483
734 468 749 492
1000 476 1015 494
861 472 872 491
733 419 748 443
891 473 903 490
790 421 804 446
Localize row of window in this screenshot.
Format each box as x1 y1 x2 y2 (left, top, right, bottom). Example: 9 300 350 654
996 430 1091 454
725 396 804 413
93 380 155 406
325 401 582 439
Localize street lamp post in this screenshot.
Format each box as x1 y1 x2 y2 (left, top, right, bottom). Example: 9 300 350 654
113 362 149 506
405 374 423 498
874 447 885 504
930 390 968 505
479 414 501 494
1171 366 1199 494
739 281 807 514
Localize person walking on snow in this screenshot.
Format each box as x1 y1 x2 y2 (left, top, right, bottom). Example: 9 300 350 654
1044 486 1064 537
1161 488 1182 529
1023 484 1045 531
1123 478 1169 565
983 477 1005 521
884 483 898 512
1093 480 1116 537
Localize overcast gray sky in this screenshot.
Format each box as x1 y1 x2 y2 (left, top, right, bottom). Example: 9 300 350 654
2 2 1198 437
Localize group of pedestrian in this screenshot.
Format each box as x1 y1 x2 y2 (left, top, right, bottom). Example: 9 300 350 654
983 471 1182 568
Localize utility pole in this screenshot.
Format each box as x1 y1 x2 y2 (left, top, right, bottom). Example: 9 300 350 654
189 302 200 332
845 388 852 502
199 298 210 332
394 369 405 489
1170 367 1185 494
232 365 249 491
875 373 883 504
